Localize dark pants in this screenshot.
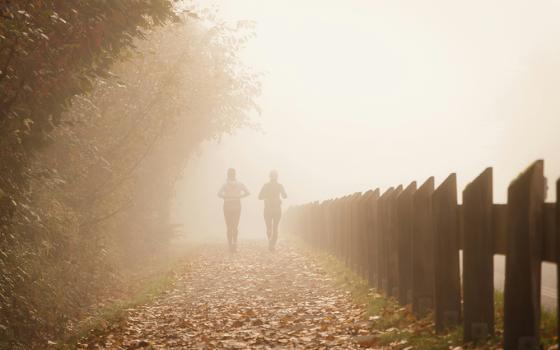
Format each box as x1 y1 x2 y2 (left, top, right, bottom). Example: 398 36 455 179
223 201 241 251
264 206 281 249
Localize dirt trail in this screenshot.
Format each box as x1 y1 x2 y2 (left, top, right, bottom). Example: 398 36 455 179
78 241 370 349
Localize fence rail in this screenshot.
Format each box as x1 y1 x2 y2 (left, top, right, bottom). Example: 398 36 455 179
284 160 559 349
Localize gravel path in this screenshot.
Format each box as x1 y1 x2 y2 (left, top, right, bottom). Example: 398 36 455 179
78 241 370 349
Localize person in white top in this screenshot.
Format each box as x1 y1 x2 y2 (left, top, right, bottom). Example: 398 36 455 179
218 168 250 252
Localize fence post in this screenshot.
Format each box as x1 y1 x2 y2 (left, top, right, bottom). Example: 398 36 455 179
307 203 312 244
337 197 345 260
335 198 341 257
503 160 545 350
302 204 307 241
378 187 394 294
326 200 334 254
319 201 327 250
317 202 323 248
346 196 354 267
557 178 559 350
313 202 318 245
432 173 461 333
347 196 354 268
310 203 316 245
322 201 328 251
358 191 373 279
397 181 417 305
349 195 356 269
351 193 363 273
331 200 337 256
412 177 435 317
310 203 316 244
462 167 494 341
340 197 348 263
368 189 380 287
388 185 403 299
346 194 357 268
302 205 306 238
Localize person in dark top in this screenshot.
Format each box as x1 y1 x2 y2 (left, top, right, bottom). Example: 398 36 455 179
218 168 250 253
258 170 287 251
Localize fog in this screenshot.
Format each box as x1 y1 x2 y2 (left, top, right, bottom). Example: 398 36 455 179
172 0 560 239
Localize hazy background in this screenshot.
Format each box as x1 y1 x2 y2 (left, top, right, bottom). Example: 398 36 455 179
172 0 560 240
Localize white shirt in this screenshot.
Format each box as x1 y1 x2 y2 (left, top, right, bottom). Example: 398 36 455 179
218 180 250 202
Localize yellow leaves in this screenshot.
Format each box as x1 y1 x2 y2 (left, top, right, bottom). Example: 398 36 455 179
354 334 378 348
79 243 372 349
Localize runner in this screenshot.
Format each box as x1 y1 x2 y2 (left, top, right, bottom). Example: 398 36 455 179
258 170 287 251
217 168 250 253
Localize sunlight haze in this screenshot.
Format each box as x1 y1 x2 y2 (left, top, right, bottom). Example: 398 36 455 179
174 0 560 237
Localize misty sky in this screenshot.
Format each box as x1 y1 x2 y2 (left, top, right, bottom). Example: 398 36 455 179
173 0 560 237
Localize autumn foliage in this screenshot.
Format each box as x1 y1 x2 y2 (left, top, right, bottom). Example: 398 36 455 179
0 1 258 348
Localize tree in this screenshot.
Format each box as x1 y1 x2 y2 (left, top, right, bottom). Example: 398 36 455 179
0 3 259 348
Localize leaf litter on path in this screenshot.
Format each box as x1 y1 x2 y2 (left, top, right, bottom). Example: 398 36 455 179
77 242 381 349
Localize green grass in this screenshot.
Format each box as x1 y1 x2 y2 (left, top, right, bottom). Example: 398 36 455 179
493 289 558 349
541 307 558 348
55 271 176 349
292 240 463 349
292 238 557 349
54 241 200 349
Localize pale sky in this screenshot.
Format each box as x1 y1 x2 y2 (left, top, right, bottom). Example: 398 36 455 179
174 0 560 237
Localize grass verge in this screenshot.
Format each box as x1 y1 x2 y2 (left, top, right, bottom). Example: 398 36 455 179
292 238 557 349
53 241 200 349
55 272 177 349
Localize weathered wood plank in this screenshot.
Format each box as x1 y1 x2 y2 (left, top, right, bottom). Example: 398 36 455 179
367 189 380 287
350 192 362 270
335 197 345 260
358 191 374 279
340 196 349 260
351 192 364 274
336 198 344 259
332 199 338 255
349 193 362 272
325 200 334 252
357 192 367 275
306 202 317 244
387 185 403 299
503 160 545 350
458 204 463 250
320 201 328 250
462 167 494 341
557 178 560 350
345 196 354 266
412 177 435 317
313 202 321 246
397 181 416 305
378 187 394 294
339 197 347 262
433 173 461 333
325 199 335 254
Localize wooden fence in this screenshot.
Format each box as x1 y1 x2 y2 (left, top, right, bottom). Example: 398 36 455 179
283 160 559 350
